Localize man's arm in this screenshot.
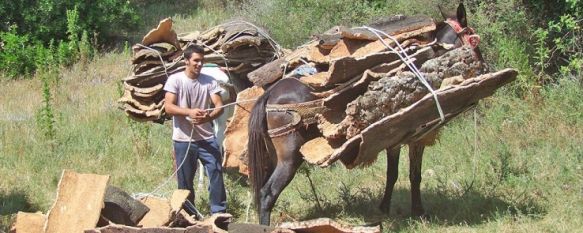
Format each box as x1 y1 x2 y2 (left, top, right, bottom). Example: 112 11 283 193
189 93 223 125
206 93 224 121
164 92 207 119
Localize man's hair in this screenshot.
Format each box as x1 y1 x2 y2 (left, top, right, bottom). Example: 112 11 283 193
183 44 205 60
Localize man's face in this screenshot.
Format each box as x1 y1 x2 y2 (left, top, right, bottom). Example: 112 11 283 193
185 52 204 78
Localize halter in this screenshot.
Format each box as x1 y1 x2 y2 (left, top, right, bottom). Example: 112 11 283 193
444 18 481 49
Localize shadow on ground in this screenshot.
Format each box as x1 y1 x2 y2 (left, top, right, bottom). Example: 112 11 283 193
0 190 41 231
292 187 545 231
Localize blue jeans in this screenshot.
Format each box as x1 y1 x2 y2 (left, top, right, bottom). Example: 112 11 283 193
173 138 227 214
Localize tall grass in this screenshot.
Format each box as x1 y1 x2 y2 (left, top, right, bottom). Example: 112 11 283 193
1 0 582 232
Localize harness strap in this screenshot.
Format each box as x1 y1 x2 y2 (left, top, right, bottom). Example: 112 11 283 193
266 110 302 138
444 19 480 49
265 99 327 138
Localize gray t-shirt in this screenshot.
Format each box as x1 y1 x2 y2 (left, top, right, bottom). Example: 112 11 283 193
163 71 222 142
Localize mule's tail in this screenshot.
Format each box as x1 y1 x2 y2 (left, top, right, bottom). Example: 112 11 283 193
247 89 275 212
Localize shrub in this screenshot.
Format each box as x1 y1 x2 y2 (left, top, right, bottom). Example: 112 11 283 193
0 5 96 79
35 68 58 142
0 0 139 46
462 0 582 96
0 28 50 79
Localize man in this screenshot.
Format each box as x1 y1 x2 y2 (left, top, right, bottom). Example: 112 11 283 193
163 44 227 216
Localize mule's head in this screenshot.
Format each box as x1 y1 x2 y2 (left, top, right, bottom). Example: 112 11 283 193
434 3 484 62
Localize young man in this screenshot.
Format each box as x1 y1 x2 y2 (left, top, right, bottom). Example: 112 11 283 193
163 44 227 216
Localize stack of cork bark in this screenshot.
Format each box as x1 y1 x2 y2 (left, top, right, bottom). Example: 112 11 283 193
222 15 517 173
118 18 284 123
10 170 380 233
9 170 233 233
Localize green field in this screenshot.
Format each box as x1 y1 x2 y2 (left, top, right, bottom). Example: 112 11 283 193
1 0 582 232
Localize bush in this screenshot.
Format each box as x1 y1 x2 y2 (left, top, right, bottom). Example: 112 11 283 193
0 28 48 79
0 5 96 79
0 0 139 46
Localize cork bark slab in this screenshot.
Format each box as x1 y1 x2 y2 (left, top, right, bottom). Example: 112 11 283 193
10 212 46 233
132 43 179 65
138 197 172 227
222 87 264 175
247 58 286 87
141 18 181 50
299 137 335 164
170 190 190 212
122 19 281 124
348 15 435 40
349 23 435 59
45 170 109 233
85 224 213 233
278 218 380 233
322 46 435 111
323 69 517 168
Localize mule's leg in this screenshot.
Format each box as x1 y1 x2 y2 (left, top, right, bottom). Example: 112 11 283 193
408 142 425 217
380 147 401 213
259 135 304 225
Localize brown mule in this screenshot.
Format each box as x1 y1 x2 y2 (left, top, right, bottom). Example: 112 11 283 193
248 3 483 225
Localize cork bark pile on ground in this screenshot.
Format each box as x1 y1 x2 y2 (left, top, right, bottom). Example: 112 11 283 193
11 170 378 232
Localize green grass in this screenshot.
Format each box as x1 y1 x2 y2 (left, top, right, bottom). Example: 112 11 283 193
2 58 581 231
1 0 582 232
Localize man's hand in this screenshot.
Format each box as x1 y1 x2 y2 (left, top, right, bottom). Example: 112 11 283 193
189 108 211 125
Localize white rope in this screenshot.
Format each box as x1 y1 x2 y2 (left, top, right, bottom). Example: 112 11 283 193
472 107 479 180
245 191 252 222
135 44 171 79
205 98 258 111
221 20 285 59
134 127 196 200
282 62 289 79
133 97 258 201
356 26 446 123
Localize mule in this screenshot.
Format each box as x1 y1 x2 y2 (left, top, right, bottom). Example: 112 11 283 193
248 3 482 225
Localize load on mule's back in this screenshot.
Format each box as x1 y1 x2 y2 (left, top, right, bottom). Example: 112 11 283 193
236 3 518 225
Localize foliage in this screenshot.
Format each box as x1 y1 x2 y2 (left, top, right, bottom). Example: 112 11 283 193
530 0 582 77
0 28 44 79
465 0 582 94
0 6 95 79
0 0 139 45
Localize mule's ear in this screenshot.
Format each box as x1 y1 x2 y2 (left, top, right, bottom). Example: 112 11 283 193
438 5 448 20
457 3 468 28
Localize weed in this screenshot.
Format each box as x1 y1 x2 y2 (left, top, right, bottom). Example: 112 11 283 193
35 69 58 143
128 119 153 158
